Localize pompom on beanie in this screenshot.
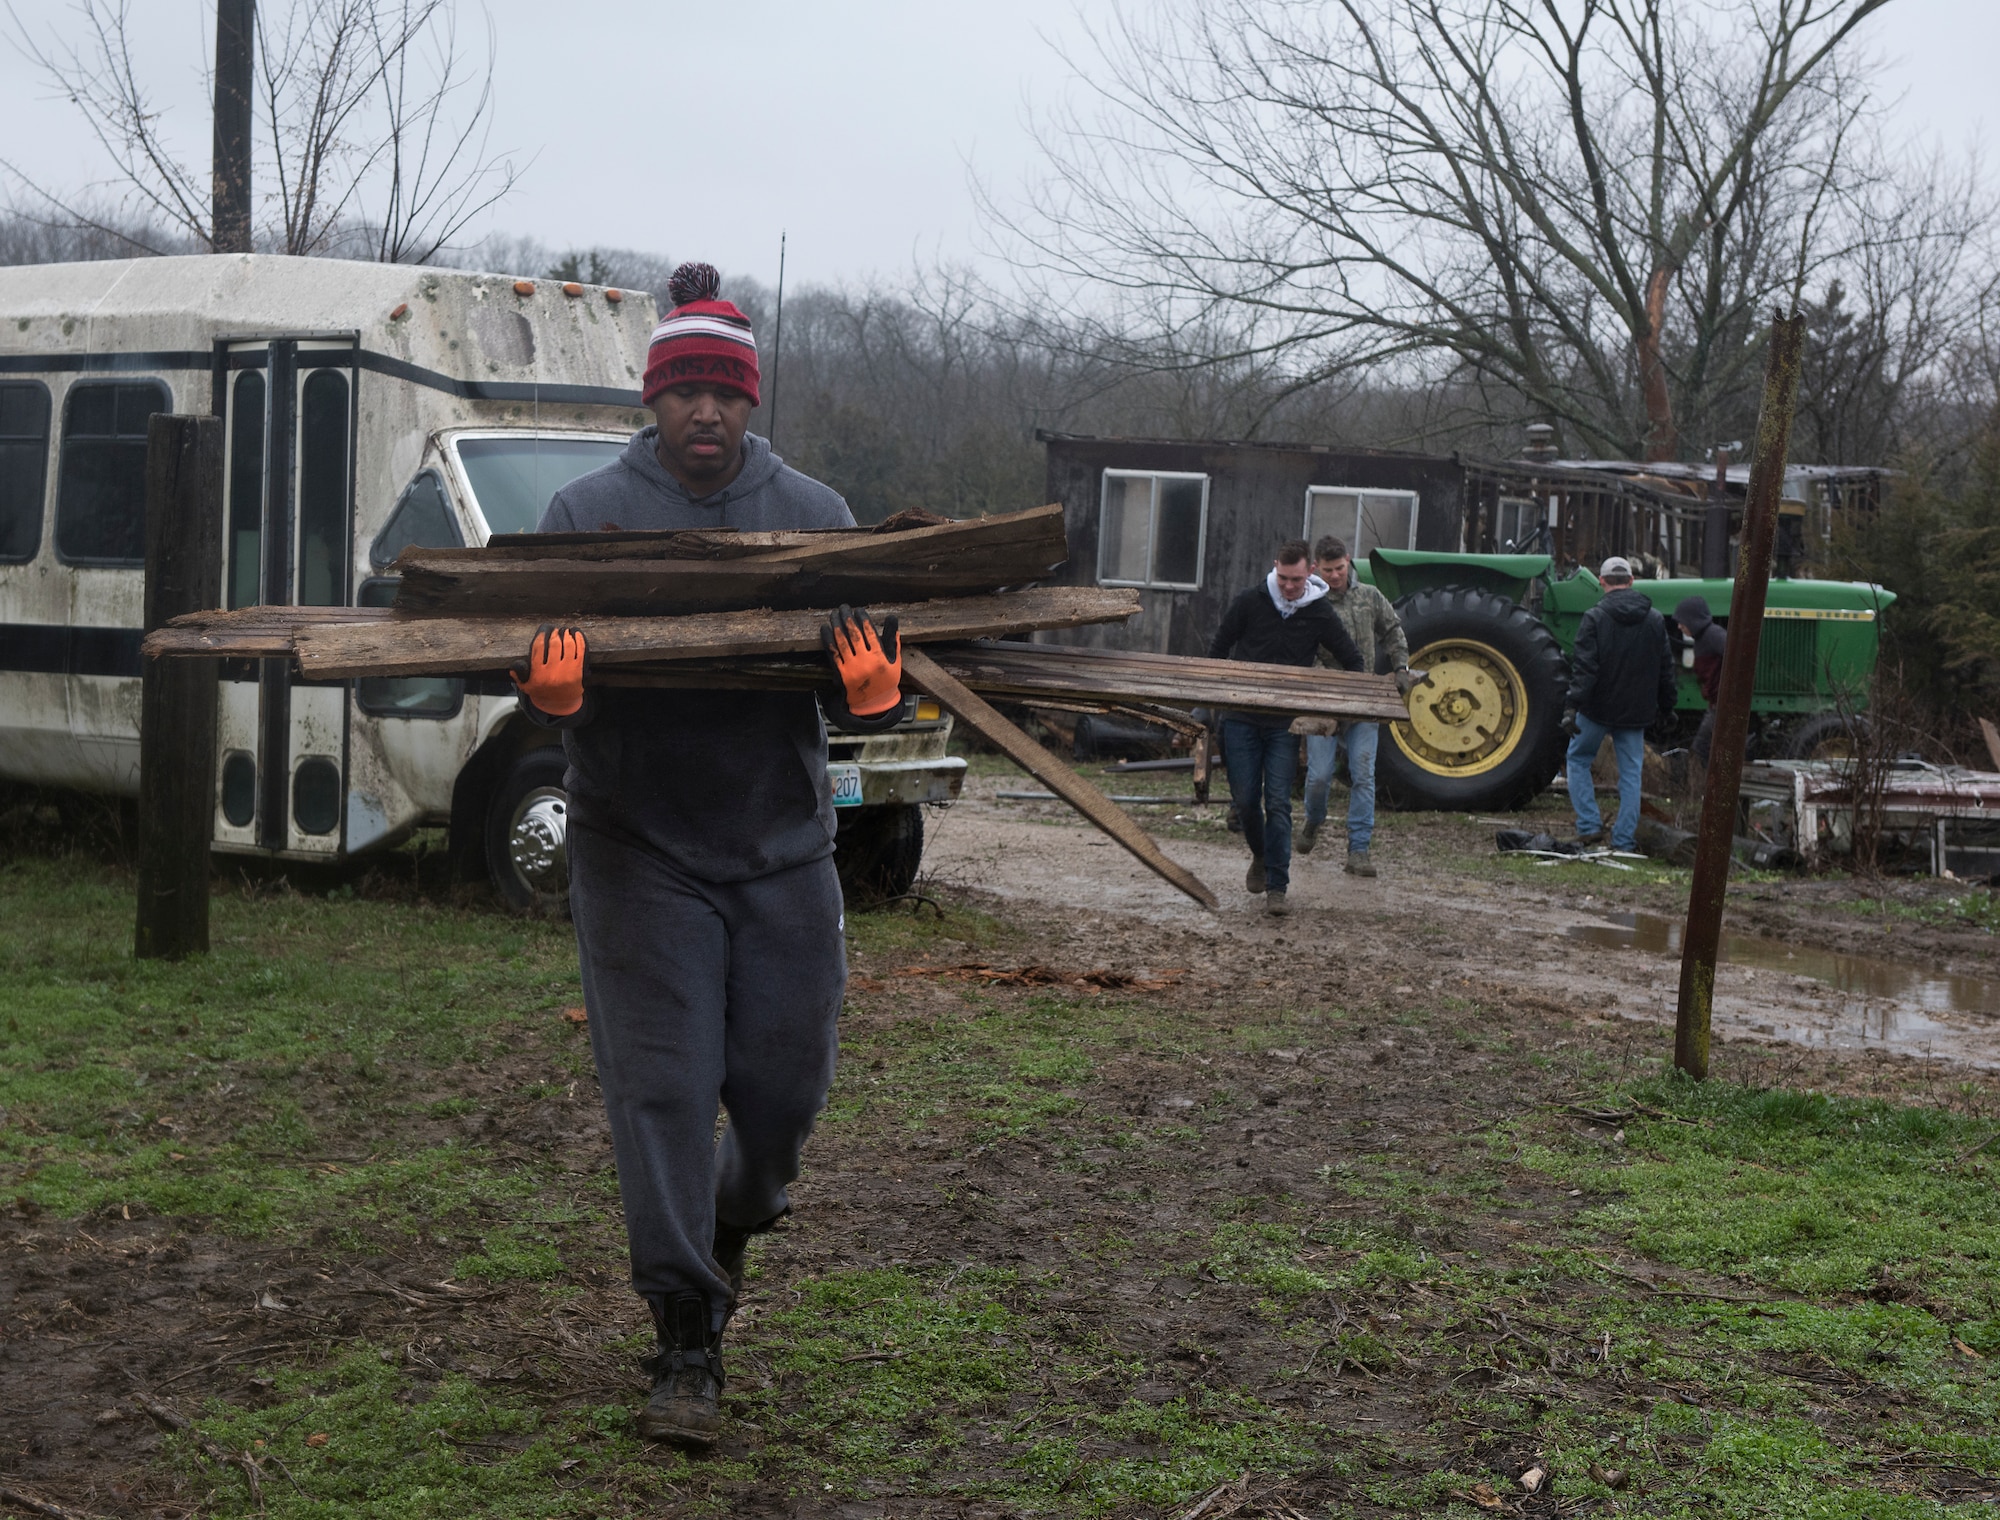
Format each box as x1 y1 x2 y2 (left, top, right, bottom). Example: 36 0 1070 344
642 261 760 407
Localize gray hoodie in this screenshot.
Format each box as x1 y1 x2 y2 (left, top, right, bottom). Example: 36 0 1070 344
535 429 855 882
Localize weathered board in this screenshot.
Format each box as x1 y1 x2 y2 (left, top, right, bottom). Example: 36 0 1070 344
596 642 1410 723
391 502 1070 615
899 647 1219 910
143 589 1142 678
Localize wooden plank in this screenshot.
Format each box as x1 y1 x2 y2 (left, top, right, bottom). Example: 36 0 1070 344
932 641 1411 722
600 641 1409 722
135 415 223 961
144 588 1142 677
476 505 967 560
899 647 1217 910
393 503 1069 614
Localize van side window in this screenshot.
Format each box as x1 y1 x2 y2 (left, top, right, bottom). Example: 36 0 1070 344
369 470 461 569
0 382 51 564
356 470 464 719
55 380 170 566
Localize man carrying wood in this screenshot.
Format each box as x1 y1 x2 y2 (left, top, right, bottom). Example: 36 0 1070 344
508 263 905 1449
1208 540 1365 915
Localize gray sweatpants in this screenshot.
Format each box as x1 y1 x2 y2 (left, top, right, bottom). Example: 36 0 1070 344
567 817 846 1322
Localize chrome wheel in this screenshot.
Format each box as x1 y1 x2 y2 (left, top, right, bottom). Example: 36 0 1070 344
506 786 568 897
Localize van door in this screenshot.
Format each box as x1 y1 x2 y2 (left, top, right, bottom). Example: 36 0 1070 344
212 337 357 857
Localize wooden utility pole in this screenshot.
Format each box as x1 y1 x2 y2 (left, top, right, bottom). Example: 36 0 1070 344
1674 314 1805 1078
212 0 255 252
136 416 224 960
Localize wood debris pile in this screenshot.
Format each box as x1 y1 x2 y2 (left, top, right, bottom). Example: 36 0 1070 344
144 502 1411 908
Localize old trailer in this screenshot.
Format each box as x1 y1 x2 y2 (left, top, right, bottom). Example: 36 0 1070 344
0 254 962 906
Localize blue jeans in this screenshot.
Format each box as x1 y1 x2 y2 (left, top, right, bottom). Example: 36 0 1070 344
1304 722 1379 852
1221 718 1298 893
1566 715 1646 849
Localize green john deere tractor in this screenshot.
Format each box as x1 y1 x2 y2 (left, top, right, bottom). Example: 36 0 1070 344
1352 550 1894 813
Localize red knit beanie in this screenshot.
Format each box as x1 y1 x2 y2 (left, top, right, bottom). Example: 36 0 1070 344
642 262 760 406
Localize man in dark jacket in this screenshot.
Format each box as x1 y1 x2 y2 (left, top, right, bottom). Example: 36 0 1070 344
1674 594 1727 768
1208 540 1364 915
508 263 905 1451
1565 556 1677 848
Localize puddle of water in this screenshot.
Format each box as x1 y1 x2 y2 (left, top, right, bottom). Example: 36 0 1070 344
1568 910 2000 1017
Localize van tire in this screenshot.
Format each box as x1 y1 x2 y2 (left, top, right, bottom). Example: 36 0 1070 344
834 804 924 907
486 746 571 915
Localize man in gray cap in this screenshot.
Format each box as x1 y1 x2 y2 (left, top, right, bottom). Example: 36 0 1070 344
1564 556 1677 848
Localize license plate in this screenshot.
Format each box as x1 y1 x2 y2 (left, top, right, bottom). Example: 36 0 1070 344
827 763 863 808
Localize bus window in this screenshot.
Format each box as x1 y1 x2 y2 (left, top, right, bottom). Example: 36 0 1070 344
0 381 51 564
55 380 169 566
227 369 266 608
297 368 350 606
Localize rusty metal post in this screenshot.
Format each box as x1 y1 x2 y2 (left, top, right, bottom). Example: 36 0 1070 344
1701 446 1731 578
1674 314 1805 1078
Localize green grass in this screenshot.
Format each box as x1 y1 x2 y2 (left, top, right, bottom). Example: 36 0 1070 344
1846 888 2000 935
1521 1075 2000 1320
9 850 2000 1517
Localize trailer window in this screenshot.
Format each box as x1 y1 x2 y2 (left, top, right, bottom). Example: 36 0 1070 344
1098 470 1207 590
1496 496 1540 551
55 380 169 565
1305 486 1419 559
0 382 51 563
453 436 626 537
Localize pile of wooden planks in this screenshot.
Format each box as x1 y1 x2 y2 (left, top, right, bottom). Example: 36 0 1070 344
145 501 1411 908
391 502 1071 615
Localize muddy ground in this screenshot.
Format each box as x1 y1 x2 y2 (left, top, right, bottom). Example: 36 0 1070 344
3 779 1997 1517
925 766 2000 1068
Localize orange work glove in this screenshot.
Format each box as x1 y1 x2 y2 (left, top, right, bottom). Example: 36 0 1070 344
821 605 902 718
510 624 588 717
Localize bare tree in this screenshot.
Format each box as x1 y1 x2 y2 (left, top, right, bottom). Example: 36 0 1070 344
4 0 519 261
990 0 1912 461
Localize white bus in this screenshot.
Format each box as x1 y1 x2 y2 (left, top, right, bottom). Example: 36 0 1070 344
0 254 962 907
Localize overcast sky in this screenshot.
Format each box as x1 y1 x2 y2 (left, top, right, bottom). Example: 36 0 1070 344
0 0 1992 289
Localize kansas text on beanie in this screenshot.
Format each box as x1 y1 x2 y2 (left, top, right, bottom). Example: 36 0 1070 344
642 261 761 407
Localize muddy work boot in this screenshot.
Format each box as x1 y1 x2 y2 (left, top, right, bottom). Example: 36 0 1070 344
639 1292 724 1449
1344 850 1377 878
1245 855 1267 894
1264 889 1291 916
1297 820 1320 855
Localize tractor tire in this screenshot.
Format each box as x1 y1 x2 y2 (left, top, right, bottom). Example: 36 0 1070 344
1786 712 1868 761
1378 586 1570 813
485 746 571 915
834 803 924 908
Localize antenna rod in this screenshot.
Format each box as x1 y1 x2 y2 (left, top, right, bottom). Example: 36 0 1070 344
767 230 786 452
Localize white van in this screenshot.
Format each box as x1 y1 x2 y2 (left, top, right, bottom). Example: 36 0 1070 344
0 254 962 907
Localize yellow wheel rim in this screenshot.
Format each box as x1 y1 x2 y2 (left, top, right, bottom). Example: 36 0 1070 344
1391 638 1530 779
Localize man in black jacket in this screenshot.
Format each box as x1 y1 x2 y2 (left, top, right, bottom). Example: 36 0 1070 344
1208 541 1364 914
1565 556 1678 848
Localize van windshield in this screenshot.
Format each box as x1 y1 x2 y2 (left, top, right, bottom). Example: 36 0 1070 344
454 435 627 537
